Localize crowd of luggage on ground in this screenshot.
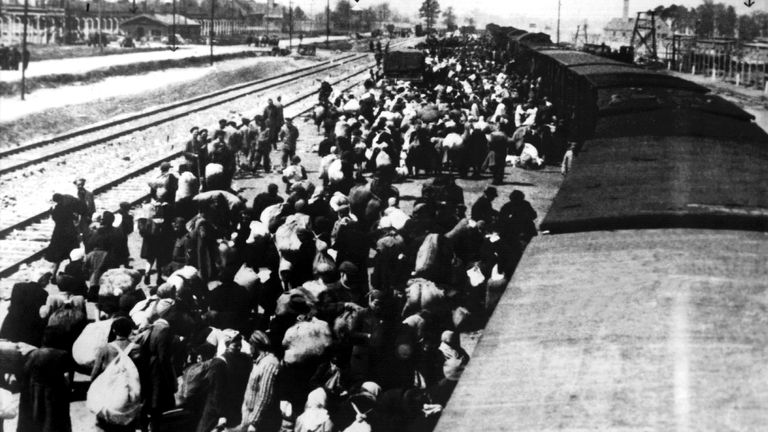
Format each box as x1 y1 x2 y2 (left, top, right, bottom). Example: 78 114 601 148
0 33 573 432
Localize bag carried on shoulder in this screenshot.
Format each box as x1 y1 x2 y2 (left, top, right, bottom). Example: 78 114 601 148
86 342 142 425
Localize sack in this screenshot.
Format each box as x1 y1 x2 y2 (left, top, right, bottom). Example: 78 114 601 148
413 234 441 278
403 278 445 317
260 203 284 229
327 159 345 184
274 214 310 255
312 251 336 275
467 265 486 287
234 264 259 291
375 151 392 169
73 319 115 369
99 268 141 297
443 132 464 150
86 343 142 426
47 300 86 333
245 221 270 245
282 318 333 365
0 388 17 420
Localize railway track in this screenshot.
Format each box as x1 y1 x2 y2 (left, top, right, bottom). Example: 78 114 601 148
0 53 382 281
0 53 373 234
0 52 364 176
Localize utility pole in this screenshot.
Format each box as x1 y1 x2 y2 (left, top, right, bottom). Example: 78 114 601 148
21 0 28 100
325 0 329 48
210 0 215 65
556 0 561 44
98 0 103 52
288 0 292 50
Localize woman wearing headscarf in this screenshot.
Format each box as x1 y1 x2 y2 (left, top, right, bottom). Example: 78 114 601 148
0 268 50 347
294 388 333 432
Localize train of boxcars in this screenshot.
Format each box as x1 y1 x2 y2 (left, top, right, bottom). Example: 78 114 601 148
436 25 768 431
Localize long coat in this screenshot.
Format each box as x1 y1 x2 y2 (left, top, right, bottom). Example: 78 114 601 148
0 282 48 346
45 196 84 262
17 348 73 432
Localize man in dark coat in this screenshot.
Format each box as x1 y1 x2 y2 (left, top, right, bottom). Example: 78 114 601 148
46 193 87 276
263 98 281 151
470 186 498 224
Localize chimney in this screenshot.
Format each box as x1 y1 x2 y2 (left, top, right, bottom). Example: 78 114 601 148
623 0 629 20
267 0 274 11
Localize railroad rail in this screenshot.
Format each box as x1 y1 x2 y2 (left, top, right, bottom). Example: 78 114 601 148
0 53 384 280
0 52 364 175
0 54 374 236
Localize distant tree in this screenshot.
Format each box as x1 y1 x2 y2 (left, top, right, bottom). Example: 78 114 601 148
465 16 475 28
386 23 395 34
374 3 391 23
332 0 352 31
443 6 457 32
717 5 737 38
739 13 760 40
419 0 440 32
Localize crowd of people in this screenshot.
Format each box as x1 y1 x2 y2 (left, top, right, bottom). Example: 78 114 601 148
0 33 568 432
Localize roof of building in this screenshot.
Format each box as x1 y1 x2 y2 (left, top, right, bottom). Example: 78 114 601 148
120 14 200 27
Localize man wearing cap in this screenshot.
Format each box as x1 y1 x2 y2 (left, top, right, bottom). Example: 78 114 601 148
74 177 96 237
149 162 178 214
317 261 367 322
263 98 281 151
278 117 299 170
471 186 498 225
240 330 282 432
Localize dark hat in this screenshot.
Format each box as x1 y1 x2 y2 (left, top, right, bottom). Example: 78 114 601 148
190 126 199 133
339 261 359 275
484 186 498 197
160 161 172 172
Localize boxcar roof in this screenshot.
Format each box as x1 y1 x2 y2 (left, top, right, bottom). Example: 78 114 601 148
436 228 768 432
570 65 708 91
540 50 627 67
540 136 768 234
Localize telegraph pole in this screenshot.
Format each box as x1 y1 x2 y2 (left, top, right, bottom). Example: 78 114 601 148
556 0 561 44
209 0 215 65
98 0 103 52
288 0 292 50
21 0 28 100
325 0 330 48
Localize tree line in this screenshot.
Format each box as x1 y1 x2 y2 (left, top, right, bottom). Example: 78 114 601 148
654 1 768 41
